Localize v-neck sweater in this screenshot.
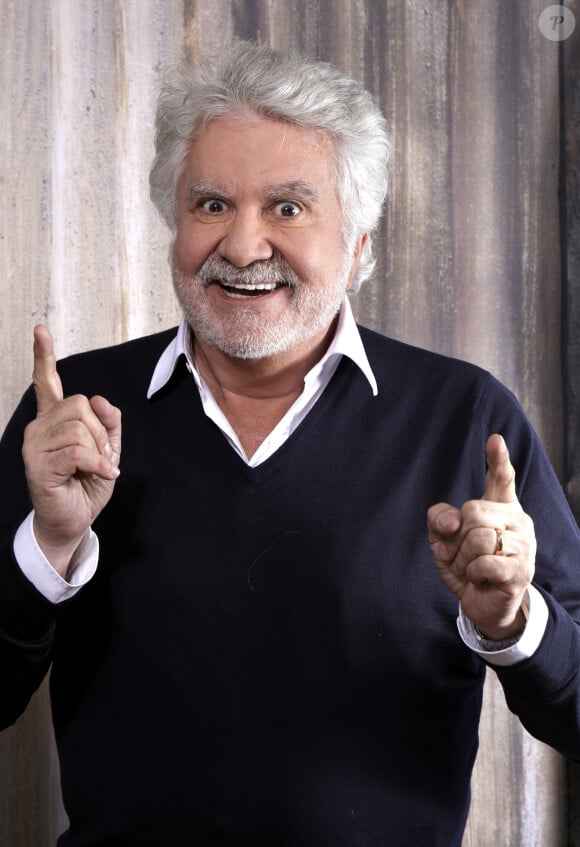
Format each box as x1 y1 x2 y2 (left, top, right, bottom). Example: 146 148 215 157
1 324 579 846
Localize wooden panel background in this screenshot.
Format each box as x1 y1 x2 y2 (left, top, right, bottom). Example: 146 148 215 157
0 1 577 844
564 6 580 844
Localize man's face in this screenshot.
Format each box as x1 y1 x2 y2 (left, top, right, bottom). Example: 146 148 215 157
172 116 366 360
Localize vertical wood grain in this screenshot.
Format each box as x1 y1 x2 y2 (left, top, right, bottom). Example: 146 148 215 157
563 0 580 839
0 2 575 844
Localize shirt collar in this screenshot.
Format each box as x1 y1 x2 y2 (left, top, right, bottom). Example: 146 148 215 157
146 296 378 399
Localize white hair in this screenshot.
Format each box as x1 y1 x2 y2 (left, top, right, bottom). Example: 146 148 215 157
150 40 390 290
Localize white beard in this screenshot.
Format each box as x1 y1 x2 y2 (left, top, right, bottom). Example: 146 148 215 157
172 250 352 360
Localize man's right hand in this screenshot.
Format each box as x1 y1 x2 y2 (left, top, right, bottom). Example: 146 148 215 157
22 325 122 579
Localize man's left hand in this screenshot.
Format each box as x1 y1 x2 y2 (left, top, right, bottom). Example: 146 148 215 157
427 434 536 641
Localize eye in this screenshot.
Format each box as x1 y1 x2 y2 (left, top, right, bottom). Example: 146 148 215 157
200 198 228 214
274 201 302 218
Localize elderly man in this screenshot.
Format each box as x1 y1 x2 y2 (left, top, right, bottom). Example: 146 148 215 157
1 41 579 847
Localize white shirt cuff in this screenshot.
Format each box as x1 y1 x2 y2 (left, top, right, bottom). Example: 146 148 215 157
457 584 549 667
13 511 99 604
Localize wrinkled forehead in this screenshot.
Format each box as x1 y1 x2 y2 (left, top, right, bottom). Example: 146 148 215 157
180 114 342 200
188 111 336 166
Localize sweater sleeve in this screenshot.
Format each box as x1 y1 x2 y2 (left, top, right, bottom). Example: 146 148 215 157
477 376 580 761
0 388 63 729
493 586 580 760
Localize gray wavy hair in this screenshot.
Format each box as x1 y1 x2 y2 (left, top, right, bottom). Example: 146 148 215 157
150 40 390 291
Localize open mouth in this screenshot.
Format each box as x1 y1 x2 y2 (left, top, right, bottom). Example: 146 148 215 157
217 281 289 299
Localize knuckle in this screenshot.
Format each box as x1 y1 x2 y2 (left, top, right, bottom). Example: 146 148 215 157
461 500 476 517
461 500 486 524
463 527 486 556
66 419 89 443
67 394 90 415
64 444 85 465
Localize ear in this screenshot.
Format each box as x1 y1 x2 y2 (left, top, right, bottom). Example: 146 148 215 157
346 233 369 290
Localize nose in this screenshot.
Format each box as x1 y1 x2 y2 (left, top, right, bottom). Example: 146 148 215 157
217 209 273 267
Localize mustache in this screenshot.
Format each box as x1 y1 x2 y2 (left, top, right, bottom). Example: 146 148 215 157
196 251 301 288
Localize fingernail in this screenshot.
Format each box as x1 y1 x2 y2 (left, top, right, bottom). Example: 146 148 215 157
103 442 113 459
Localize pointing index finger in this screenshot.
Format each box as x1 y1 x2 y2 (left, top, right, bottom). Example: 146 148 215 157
33 324 64 415
483 434 517 504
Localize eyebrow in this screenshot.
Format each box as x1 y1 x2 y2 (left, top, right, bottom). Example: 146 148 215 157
262 181 320 203
185 180 227 205
185 179 320 206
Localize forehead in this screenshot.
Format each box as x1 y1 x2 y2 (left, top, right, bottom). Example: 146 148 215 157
182 116 337 194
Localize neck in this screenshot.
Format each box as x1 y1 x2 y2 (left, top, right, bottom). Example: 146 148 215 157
191 318 338 460
192 318 338 401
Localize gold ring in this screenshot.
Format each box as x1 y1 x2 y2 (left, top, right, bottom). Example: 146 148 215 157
494 529 504 554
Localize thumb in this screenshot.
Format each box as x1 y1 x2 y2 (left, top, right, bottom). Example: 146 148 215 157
483 434 517 503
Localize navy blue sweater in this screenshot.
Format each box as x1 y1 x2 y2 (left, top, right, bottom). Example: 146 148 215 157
1 326 579 846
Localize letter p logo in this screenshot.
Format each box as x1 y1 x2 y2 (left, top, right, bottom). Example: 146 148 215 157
539 5 575 41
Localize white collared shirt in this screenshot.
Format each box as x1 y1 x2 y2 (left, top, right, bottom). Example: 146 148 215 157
147 297 377 466
13 298 547 665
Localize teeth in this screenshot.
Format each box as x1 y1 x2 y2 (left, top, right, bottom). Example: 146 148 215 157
223 282 277 291
218 280 282 299
223 289 259 299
